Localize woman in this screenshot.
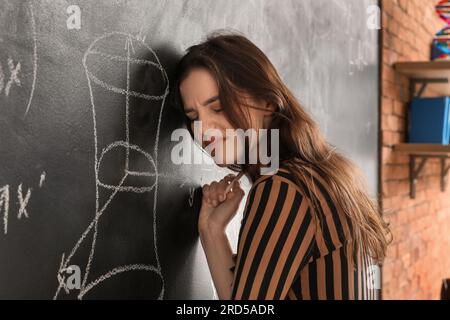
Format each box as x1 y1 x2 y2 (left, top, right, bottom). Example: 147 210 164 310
173 31 391 300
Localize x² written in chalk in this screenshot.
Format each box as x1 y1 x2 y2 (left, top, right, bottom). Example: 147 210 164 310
0 171 46 235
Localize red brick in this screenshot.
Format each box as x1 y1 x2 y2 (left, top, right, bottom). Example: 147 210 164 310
377 0 449 300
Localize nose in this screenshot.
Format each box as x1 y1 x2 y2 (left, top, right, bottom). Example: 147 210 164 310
190 108 211 132
200 121 217 150
192 121 220 150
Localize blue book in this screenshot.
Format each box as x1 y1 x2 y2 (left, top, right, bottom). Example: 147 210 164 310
409 97 450 144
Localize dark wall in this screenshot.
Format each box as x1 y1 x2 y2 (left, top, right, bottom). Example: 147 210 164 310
0 0 379 299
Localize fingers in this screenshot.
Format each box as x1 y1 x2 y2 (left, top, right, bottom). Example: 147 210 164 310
210 182 221 207
226 179 245 200
202 175 239 207
202 184 211 205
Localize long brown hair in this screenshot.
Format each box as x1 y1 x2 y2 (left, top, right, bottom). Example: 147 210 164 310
174 30 391 264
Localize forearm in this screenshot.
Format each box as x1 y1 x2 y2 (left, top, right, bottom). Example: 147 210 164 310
199 226 235 299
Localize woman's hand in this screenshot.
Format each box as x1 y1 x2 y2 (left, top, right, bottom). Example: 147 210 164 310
198 174 245 234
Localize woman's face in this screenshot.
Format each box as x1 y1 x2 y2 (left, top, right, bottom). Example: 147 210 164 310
179 67 272 166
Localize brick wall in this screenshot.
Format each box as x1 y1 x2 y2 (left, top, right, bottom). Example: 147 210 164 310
381 0 450 299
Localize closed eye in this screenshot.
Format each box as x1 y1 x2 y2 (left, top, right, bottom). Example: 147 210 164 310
210 104 223 113
184 108 197 121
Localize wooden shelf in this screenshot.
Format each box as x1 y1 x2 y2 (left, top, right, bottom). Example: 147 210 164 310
394 60 450 77
392 61 450 198
394 143 450 156
394 144 450 199
394 61 450 97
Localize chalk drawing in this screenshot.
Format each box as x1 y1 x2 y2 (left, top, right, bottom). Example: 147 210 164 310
0 185 10 235
1 178 41 235
3 58 21 97
328 0 353 36
329 0 374 76
17 183 31 219
179 177 189 188
0 1 38 116
0 63 4 94
54 32 169 300
349 37 369 76
57 253 71 294
136 26 147 43
24 0 38 116
39 171 46 188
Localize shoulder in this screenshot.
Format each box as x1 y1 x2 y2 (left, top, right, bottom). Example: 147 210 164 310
252 166 338 214
244 167 313 221
249 167 310 202
246 166 354 256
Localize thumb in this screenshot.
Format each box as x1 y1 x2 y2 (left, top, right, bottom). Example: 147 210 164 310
227 180 245 202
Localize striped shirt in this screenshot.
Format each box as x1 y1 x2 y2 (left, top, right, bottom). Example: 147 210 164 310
230 167 379 300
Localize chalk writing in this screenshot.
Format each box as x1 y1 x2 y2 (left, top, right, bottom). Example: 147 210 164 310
1 171 44 235
17 183 31 219
0 185 10 235
0 58 21 97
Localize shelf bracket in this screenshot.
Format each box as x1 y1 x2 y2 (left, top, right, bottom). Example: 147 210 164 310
409 78 448 99
409 155 428 199
409 155 450 199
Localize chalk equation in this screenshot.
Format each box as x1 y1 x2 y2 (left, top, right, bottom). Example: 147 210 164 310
1 171 46 235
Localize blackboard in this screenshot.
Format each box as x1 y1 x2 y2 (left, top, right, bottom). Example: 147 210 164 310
0 0 379 299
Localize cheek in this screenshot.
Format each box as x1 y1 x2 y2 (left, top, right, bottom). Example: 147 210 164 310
217 114 235 131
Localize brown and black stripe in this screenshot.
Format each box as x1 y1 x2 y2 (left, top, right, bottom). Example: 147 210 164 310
230 167 379 300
